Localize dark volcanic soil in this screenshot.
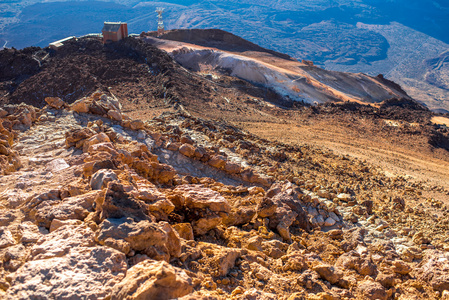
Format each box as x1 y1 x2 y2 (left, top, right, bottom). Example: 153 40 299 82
0 37 216 109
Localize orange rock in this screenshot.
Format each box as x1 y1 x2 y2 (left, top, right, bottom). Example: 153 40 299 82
70 98 90 113
83 133 111 152
110 260 193 300
65 127 96 148
224 161 241 174
45 97 65 109
172 223 194 240
130 119 145 130
107 110 122 121
208 155 226 169
179 143 196 157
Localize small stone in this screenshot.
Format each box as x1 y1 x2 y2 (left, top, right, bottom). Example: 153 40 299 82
19 222 45 243
352 205 366 216
108 110 122 121
130 119 145 130
337 193 352 202
45 97 65 109
329 212 340 222
256 197 277 218
38 114 48 122
0 108 7 118
316 215 325 226
208 155 227 169
231 286 244 296
137 130 146 140
172 223 194 240
245 235 263 251
224 162 241 174
70 98 90 113
0 227 16 248
357 280 387 300
392 260 412 275
83 133 111 152
179 144 196 157
166 142 180 151
46 158 70 173
412 232 431 245
317 190 331 199
442 290 449 300
324 217 336 227
313 263 343 284
375 222 389 231
90 169 118 190
248 186 264 195
376 272 395 288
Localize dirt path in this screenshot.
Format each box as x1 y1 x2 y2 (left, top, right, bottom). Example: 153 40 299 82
240 120 449 203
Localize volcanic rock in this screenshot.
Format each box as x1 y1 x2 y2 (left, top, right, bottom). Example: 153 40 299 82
110 259 193 300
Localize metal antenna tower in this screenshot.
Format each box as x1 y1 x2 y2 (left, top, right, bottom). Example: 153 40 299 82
156 7 165 37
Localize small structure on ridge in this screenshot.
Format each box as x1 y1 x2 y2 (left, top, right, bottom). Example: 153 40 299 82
156 8 165 37
102 22 128 44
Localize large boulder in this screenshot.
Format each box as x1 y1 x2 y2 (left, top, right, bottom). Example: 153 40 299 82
65 127 96 148
95 181 152 222
335 250 377 276
33 190 100 228
45 97 65 109
259 181 310 241
0 227 15 248
173 185 230 235
111 259 193 300
6 224 127 299
356 280 388 300
91 169 118 190
6 246 126 300
83 133 111 152
96 218 180 260
415 250 449 292
31 225 95 260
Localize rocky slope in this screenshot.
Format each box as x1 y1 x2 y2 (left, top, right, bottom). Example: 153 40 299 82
1 91 449 299
1 34 449 300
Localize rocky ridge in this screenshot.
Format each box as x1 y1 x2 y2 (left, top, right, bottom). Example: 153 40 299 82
0 92 448 299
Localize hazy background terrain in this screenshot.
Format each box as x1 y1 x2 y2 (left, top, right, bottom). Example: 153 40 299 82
1 0 448 111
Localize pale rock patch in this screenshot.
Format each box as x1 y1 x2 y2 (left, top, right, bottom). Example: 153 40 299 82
6 246 127 300
0 227 16 248
19 221 47 243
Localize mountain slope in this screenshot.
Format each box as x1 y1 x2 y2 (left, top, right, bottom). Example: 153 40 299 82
1 0 448 111
1 27 449 300
147 29 410 106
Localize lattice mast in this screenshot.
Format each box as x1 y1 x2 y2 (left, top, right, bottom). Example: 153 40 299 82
156 8 165 37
